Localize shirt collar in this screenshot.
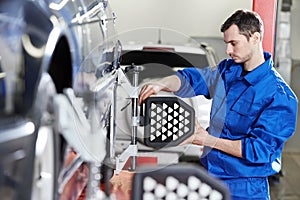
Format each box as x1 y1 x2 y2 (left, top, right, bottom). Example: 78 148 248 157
243 52 273 85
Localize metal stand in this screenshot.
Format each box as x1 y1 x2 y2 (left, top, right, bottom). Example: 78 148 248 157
115 64 141 175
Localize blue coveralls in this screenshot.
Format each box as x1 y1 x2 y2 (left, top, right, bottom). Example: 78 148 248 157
175 52 298 199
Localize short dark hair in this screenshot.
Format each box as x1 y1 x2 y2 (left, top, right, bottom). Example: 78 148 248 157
220 9 264 41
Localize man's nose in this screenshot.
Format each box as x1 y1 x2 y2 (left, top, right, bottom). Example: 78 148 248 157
226 44 233 55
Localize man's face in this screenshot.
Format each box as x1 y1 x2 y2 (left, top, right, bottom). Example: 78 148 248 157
223 24 254 64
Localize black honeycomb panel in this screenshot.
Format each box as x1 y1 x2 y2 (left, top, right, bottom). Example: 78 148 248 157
143 97 195 148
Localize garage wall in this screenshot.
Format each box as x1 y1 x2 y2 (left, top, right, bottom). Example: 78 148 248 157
287 0 300 152
110 0 300 61
291 0 300 60
110 0 252 44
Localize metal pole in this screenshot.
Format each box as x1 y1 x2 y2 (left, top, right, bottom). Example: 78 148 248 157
130 64 139 170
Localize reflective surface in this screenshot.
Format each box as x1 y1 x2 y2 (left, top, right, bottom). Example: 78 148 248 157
0 0 119 199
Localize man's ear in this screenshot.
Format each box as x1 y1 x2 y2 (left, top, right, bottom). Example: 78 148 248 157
252 32 261 43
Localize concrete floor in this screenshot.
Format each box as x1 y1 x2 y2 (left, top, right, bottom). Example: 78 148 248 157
270 153 300 200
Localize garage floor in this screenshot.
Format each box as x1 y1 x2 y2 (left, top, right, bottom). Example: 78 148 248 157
270 153 300 200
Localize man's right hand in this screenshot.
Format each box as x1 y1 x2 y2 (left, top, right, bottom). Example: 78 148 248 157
138 75 181 105
138 83 163 105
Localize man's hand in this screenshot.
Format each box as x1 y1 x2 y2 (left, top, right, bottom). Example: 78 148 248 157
138 83 163 105
180 120 209 146
181 120 243 158
138 75 181 105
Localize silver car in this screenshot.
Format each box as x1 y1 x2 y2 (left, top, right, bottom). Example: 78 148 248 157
0 0 119 199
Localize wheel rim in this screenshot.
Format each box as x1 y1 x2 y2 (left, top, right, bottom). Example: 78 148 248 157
32 126 55 200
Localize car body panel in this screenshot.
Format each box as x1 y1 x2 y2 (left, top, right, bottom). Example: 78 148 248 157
0 0 119 199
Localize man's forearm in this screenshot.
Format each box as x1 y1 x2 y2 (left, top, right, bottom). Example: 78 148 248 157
192 133 242 158
156 75 181 92
206 135 242 158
